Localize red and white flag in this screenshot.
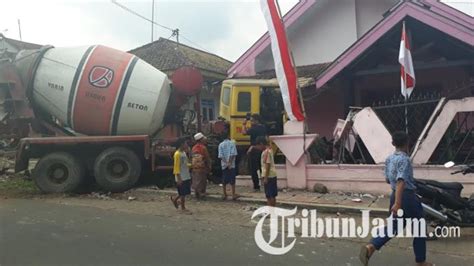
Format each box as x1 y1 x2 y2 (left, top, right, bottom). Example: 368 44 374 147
399 22 415 98
260 0 304 121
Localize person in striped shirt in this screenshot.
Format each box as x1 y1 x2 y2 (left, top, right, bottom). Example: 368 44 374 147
218 130 239 200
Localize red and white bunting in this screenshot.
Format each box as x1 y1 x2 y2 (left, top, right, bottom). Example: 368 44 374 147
260 0 304 121
399 22 416 98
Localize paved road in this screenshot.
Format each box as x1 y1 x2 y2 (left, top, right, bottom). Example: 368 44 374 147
1 197 473 266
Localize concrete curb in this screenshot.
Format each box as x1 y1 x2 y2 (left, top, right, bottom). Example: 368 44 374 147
140 189 388 216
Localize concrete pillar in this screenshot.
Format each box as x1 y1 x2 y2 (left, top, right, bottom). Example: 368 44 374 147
270 121 318 190
285 155 308 189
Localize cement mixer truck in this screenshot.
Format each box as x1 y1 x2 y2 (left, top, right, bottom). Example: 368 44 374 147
0 45 223 193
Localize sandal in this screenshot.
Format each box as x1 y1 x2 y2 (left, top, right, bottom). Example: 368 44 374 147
170 196 178 209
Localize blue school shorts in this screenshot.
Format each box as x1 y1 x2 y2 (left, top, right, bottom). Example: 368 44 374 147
177 179 191 196
222 168 236 185
264 177 278 198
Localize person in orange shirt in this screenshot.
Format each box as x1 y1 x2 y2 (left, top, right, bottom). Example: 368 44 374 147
191 132 211 199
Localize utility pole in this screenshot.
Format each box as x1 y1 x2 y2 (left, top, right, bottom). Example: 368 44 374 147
151 0 154 42
17 19 22 41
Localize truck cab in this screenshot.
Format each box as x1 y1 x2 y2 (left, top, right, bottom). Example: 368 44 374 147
219 79 285 146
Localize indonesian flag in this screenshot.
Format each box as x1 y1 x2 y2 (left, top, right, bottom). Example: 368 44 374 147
399 22 415 98
260 0 304 121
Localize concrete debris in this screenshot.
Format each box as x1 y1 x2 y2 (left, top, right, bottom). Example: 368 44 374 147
243 206 258 212
89 192 111 200
5 168 15 175
313 183 329 194
128 196 137 201
351 198 362 203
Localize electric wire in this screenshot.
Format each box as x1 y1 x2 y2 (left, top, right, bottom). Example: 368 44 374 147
111 0 210 53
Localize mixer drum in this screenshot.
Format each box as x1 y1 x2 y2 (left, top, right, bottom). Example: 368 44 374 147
28 45 170 136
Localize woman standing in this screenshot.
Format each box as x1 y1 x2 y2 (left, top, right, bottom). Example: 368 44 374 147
191 132 211 199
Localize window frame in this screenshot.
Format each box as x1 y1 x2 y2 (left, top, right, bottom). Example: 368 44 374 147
237 91 252 113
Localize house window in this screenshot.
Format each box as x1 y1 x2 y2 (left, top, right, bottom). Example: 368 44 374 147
237 92 251 112
201 99 215 122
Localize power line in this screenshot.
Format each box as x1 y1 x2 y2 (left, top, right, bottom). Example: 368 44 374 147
111 0 174 31
180 35 210 53
111 0 171 32
111 0 210 53
151 0 154 42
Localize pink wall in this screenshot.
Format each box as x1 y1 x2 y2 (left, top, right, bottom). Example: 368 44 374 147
306 164 474 196
236 165 288 188
237 164 474 196
230 0 399 77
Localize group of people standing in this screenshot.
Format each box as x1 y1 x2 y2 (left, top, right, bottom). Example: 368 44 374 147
170 113 278 213
170 117 431 264
170 132 213 214
242 114 278 207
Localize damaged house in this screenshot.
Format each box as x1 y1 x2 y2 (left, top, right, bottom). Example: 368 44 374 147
230 0 473 193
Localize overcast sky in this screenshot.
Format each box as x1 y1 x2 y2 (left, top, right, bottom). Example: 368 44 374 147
1 0 472 62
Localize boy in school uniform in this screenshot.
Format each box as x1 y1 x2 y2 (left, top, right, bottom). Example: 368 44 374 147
255 136 277 207
359 131 432 266
170 138 192 214
218 130 239 200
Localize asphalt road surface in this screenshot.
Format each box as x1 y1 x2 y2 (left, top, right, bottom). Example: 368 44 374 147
1 196 473 266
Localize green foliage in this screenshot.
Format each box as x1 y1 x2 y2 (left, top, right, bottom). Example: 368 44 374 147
0 177 39 196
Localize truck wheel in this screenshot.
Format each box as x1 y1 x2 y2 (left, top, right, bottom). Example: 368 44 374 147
94 147 141 192
32 152 85 193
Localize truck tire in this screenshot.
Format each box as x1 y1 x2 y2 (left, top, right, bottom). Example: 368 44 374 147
94 147 141 192
32 152 85 193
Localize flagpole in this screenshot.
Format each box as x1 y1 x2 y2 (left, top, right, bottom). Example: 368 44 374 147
274 0 308 154
403 21 409 136
405 92 408 135
274 0 308 130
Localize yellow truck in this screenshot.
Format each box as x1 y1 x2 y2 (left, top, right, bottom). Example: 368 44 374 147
216 79 286 173
219 79 285 146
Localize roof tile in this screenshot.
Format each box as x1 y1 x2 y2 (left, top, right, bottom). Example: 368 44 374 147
129 38 233 76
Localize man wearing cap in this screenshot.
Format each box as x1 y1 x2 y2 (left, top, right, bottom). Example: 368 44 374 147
191 132 211 199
